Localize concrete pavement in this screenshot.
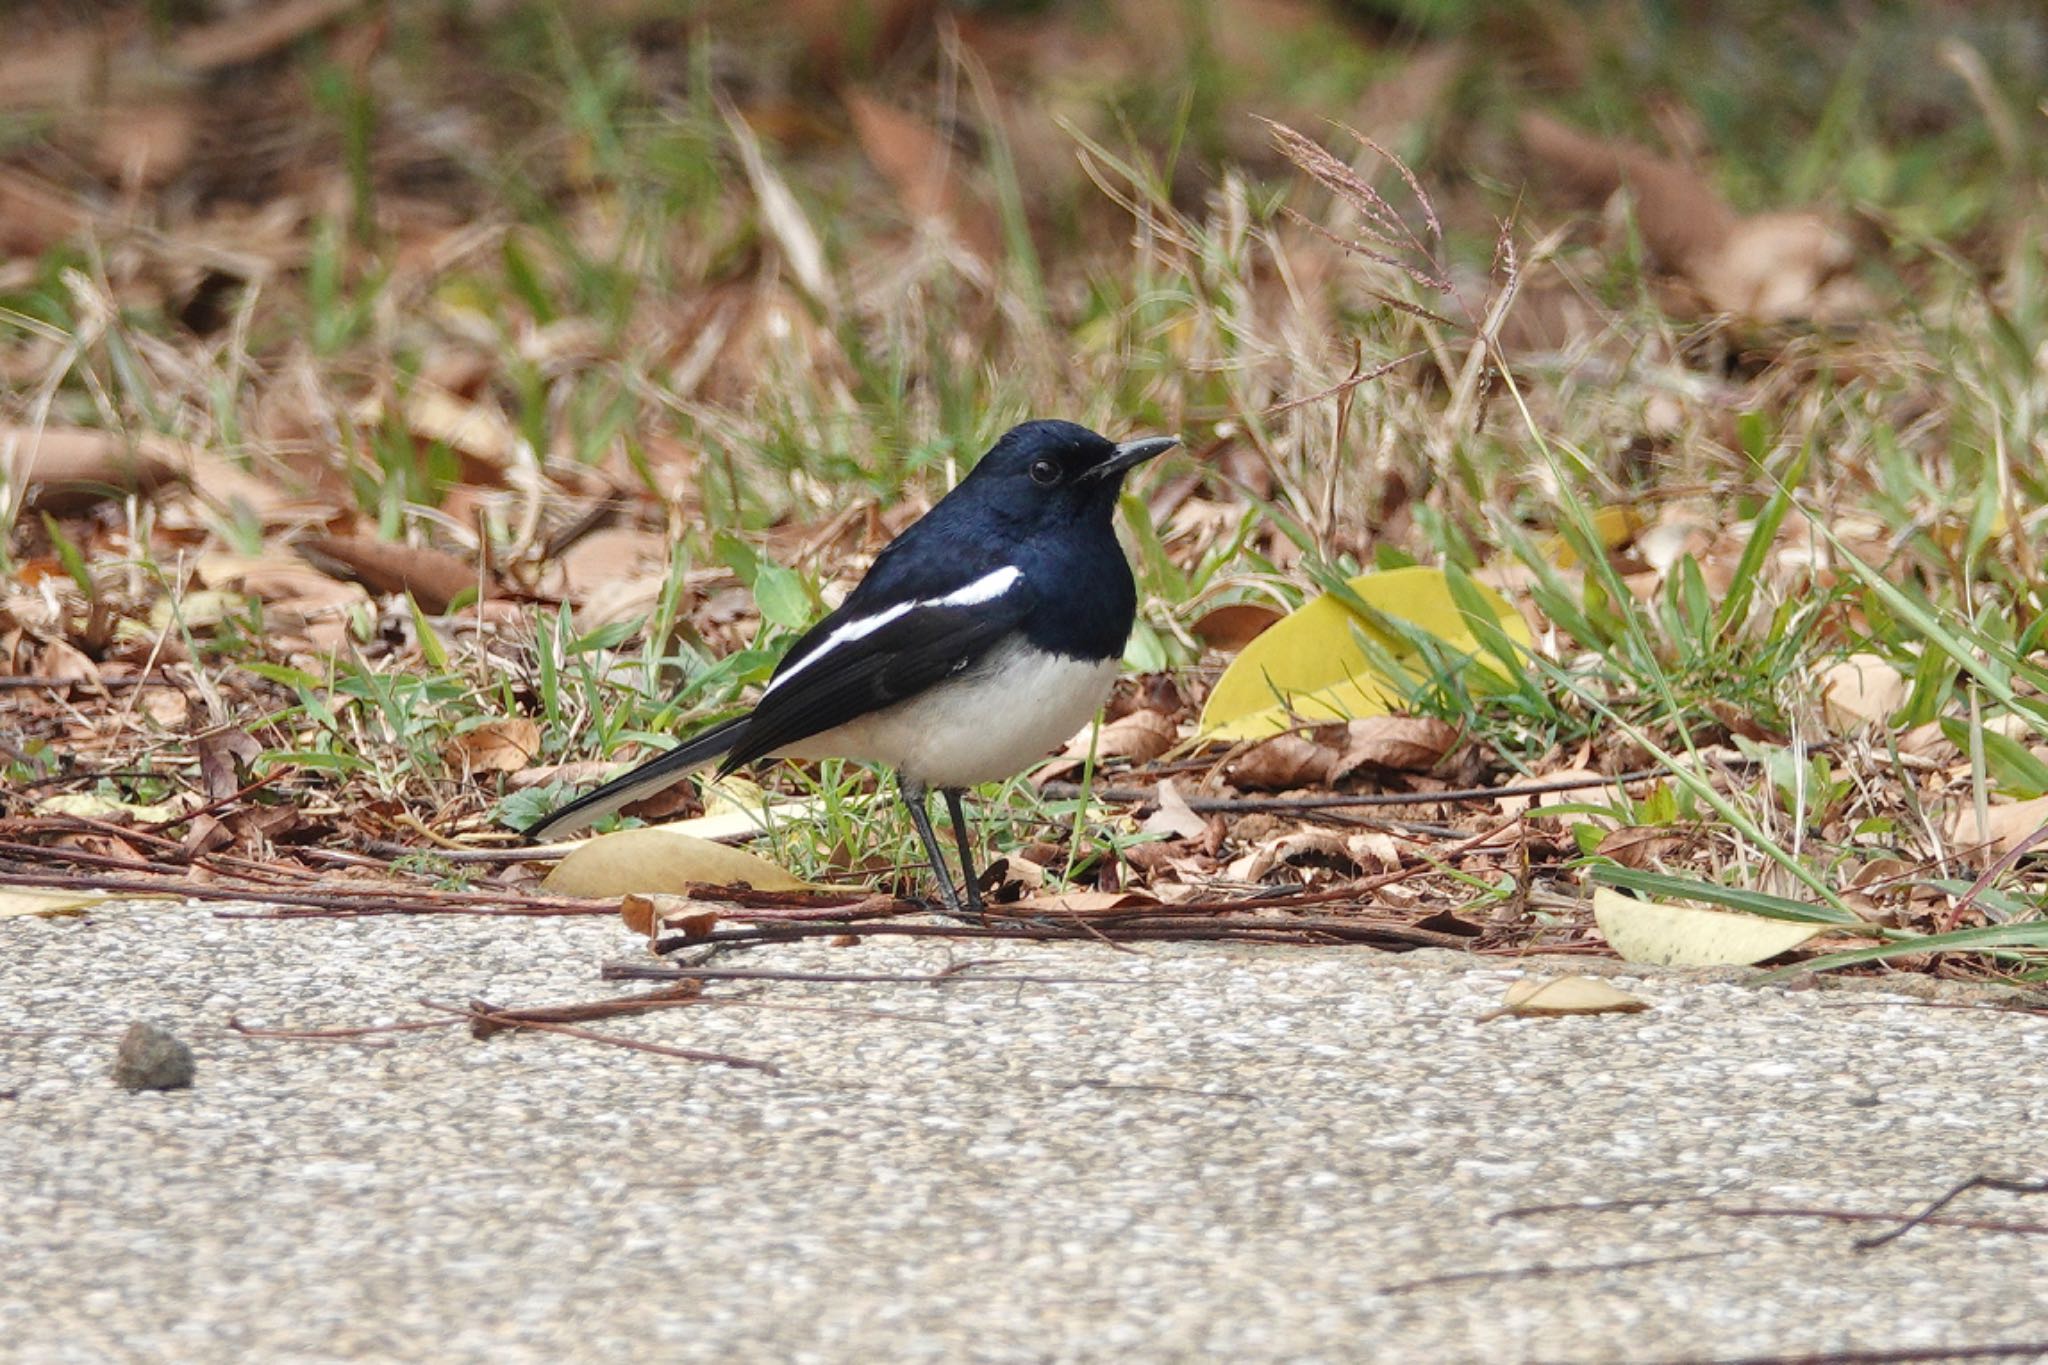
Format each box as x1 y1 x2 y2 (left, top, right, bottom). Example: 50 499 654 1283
4 902 2047 1362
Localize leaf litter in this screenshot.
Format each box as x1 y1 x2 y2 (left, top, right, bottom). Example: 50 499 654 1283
1 0 2046 998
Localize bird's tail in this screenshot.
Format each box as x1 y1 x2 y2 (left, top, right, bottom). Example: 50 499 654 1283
521 714 750 843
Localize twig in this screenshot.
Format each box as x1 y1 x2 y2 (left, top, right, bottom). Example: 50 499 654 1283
228 1016 458 1042
1376 1249 1731 1296
1661 1345 2048 1365
1853 1175 2048 1250
458 983 705 1036
420 999 780 1074
1041 766 1669 812
601 963 1145 987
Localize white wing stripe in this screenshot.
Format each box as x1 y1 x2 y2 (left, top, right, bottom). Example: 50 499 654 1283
762 566 1023 695
933 564 1021 607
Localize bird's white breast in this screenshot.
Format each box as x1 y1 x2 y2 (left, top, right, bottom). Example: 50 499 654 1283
777 641 1119 788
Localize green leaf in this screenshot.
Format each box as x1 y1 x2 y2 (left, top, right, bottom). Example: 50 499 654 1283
1941 718 2048 799
751 561 813 630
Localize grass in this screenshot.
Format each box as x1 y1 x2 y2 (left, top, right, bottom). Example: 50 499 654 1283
5 0 2048 971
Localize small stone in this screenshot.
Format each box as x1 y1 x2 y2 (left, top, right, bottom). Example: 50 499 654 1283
112 1021 195 1092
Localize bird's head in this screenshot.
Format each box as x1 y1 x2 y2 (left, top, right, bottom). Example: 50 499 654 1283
962 420 1179 524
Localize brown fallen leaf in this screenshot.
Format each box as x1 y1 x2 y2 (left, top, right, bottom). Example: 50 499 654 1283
0 171 89 256
33 636 100 686
1190 601 1284 653
844 88 1000 261
1008 889 1158 915
1947 796 2048 861
1227 732 1338 790
1139 778 1209 842
4 427 182 513
195 728 264 802
1518 111 1857 323
167 0 365 72
1226 828 1363 883
295 535 479 614
91 100 199 187
448 718 542 774
1594 824 1685 869
1072 709 1178 764
1332 715 1458 778
620 893 720 942
0 25 104 111
1819 653 1905 733
353 384 521 484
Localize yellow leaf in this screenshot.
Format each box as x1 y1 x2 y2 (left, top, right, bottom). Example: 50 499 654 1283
1198 567 1531 740
1486 975 1649 1020
35 792 193 823
541 827 811 897
1544 505 1646 568
1592 887 1830 967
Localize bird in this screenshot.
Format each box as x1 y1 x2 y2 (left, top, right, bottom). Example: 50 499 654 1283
524 419 1180 913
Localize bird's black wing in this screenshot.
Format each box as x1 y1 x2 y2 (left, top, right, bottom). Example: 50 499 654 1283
719 575 1037 773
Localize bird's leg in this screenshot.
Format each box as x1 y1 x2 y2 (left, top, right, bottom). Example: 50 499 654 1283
899 776 968 915
942 787 986 912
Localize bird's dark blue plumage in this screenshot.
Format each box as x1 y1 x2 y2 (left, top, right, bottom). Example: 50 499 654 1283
523 418 1178 913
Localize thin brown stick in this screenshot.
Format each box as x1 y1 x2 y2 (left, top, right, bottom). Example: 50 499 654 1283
1853 1175 2048 1250
601 963 1148 987
1376 1249 1731 1296
421 999 780 1074
1670 1344 2048 1365
1041 766 1668 812
228 1016 458 1042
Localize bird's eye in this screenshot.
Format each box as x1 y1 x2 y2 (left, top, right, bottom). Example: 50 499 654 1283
1029 458 1060 487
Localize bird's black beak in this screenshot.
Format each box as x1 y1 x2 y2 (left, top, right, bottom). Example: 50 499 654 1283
1087 434 1180 482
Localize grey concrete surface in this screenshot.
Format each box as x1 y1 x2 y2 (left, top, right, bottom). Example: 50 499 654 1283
3 902 2047 1364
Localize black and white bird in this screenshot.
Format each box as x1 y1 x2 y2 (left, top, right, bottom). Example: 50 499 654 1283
524 419 1179 912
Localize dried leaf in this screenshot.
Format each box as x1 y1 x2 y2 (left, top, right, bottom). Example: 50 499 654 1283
1820 653 1906 733
542 827 810 896
1487 976 1650 1020
448 718 541 774
0 26 102 111
91 101 199 187
1592 888 1828 967
195 728 263 802
1140 778 1209 842
1594 825 1685 869
1947 796 2048 860
34 637 100 685
1009 889 1158 915
1228 733 1338 790
1190 602 1284 652
295 535 478 614
4 427 181 512
621 893 721 940
1333 715 1458 777
1062 709 1177 765
844 89 999 260
168 0 363 72
1518 111 1856 322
